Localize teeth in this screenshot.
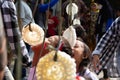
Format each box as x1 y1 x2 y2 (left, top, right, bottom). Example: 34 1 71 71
36 50 76 80
22 23 44 46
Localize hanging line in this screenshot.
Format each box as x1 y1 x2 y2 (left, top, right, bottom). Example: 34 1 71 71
53 0 63 61
67 0 73 27
31 0 51 79
16 0 22 79
32 0 39 17
69 0 73 25
37 0 51 61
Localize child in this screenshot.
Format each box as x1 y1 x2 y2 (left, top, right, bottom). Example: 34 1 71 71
61 39 99 80
73 40 98 80
30 35 98 80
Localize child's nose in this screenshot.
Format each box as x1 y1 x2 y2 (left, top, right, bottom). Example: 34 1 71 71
72 49 74 54
71 47 74 50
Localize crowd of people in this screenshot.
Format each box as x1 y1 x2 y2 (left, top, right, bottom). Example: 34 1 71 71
0 0 120 80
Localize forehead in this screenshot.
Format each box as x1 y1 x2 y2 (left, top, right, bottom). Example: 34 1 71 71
75 40 84 45
47 36 59 46
48 36 58 40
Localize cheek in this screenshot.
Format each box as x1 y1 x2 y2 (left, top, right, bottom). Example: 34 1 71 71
73 51 83 60
72 48 84 61
73 48 84 56
73 53 83 66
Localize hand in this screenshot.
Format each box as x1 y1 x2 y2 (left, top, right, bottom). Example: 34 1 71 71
92 54 100 71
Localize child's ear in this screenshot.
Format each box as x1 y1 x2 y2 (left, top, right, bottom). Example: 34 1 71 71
82 54 88 59
83 49 88 59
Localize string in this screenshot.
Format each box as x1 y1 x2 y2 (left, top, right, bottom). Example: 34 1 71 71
31 0 51 79
53 0 63 61
69 0 73 25
32 0 39 17
16 0 22 79
67 0 73 27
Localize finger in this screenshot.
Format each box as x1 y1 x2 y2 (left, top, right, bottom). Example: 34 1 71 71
92 55 99 70
93 59 97 70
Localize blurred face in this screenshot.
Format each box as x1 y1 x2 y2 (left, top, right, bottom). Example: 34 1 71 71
46 10 52 18
72 40 84 65
91 3 98 11
47 35 59 47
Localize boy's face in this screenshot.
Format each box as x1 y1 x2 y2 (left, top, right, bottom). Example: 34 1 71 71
46 10 52 18
72 40 84 65
47 35 59 47
91 3 98 11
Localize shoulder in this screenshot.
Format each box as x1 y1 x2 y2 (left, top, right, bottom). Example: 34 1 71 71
110 17 120 30
1 0 13 4
2 0 15 9
115 17 120 23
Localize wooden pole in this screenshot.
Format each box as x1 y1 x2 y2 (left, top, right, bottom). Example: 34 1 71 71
15 0 22 80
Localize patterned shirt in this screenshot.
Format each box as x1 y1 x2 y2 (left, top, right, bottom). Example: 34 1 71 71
92 17 120 77
1 0 30 61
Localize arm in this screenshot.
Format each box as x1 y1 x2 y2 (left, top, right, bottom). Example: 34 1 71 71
92 17 120 70
0 38 7 80
39 0 59 12
2 0 30 61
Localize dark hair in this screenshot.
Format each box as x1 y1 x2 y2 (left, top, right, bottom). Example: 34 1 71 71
77 42 91 77
60 38 72 56
49 8 53 13
79 43 91 67
95 0 113 19
73 24 87 43
61 37 92 77
116 7 120 12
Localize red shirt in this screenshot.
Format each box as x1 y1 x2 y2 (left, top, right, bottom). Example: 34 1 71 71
31 42 49 66
48 16 59 36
